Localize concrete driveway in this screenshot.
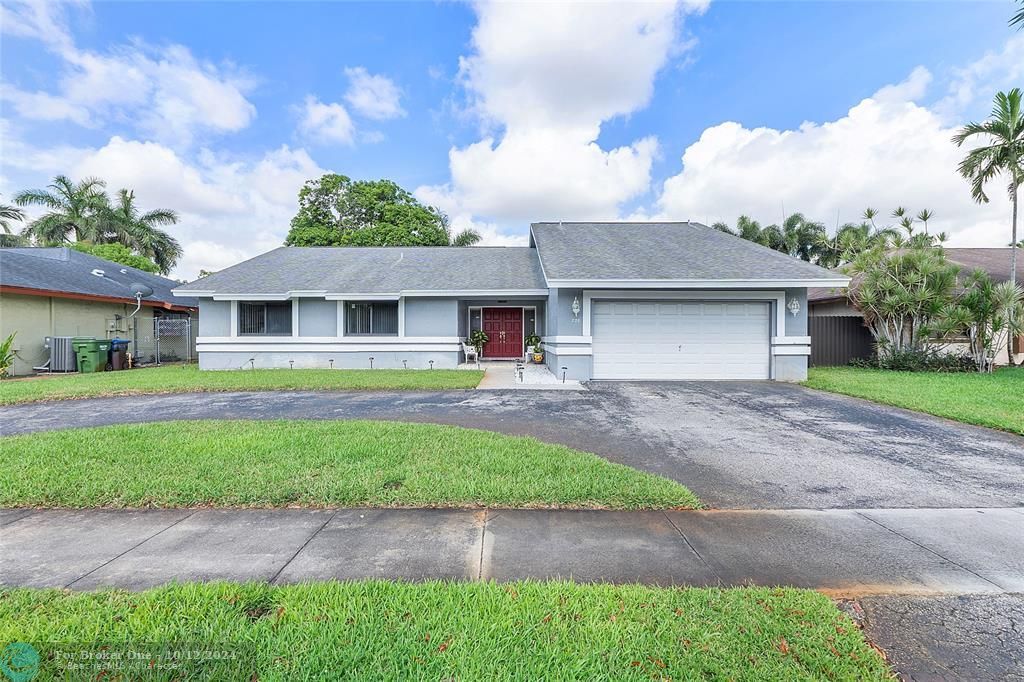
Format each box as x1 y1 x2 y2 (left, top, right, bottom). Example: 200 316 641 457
3 381 1023 510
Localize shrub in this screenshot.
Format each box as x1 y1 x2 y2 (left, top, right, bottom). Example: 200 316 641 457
850 348 976 373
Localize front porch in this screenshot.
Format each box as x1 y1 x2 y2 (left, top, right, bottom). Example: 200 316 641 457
458 300 545 361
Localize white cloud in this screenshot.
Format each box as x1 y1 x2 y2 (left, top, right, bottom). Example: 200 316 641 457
5 130 327 279
937 33 1024 120
1 1 257 145
418 0 698 230
343 67 405 120
0 84 92 126
296 96 356 145
655 42 1020 248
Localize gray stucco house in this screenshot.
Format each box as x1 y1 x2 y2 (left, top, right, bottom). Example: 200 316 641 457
173 222 847 381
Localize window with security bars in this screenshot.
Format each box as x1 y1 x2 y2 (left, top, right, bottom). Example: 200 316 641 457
345 302 399 335
239 301 292 335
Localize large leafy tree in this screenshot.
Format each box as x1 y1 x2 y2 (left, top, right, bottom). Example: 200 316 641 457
953 88 1023 292
15 175 110 244
107 189 182 274
0 200 27 247
285 174 481 247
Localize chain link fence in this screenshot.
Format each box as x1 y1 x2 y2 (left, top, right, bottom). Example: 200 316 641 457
132 314 195 365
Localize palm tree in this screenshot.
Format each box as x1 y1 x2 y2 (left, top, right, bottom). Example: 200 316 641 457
0 200 27 247
14 176 110 245
437 212 482 247
1012 0 1023 29
953 88 1023 298
108 189 182 274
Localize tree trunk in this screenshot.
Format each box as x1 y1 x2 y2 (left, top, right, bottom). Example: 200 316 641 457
1010 182 1018 367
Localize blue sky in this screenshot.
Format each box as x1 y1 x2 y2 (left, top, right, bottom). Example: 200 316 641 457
2 1 1021 278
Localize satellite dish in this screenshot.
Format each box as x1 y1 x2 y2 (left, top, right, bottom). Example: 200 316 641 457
129 283 154 298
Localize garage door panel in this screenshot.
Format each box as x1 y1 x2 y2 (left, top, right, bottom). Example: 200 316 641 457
592 300 770 380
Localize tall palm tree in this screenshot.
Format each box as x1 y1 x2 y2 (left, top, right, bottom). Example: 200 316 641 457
1012 0 1023 29
0 200 27 247
953 88 1023 294
108 189 182 274
14 176 110 245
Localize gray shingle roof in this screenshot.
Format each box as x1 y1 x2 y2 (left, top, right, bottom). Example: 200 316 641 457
530 222 846 283
0 247 196 308
175 246 548 295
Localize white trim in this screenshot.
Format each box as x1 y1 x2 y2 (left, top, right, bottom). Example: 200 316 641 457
543 344 592 356
213 294 290 301
402 289 549 297
325 293 400 301
398 297 406 338
548 278 849 289
337 301 345 338
291 299 299 338
198 343 461 353
541 335 592 343
197 335 461 354
582 290 787 339
229 300 238 338
198 336 459 344
198 289 549 301
174 289 215 297
771 336 811 345
772 346 811 356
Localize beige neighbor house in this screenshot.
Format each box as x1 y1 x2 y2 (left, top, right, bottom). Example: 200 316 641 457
0 247 198 377
808 248 1024 367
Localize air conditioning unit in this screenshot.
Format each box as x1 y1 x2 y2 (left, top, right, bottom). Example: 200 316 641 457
44 336 77 372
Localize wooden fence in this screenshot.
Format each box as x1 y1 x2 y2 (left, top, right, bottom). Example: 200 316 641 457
809 316 874 367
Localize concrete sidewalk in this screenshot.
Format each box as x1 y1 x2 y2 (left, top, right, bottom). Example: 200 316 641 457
2 507 1022 593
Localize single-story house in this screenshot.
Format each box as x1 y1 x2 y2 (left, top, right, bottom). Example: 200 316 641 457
808 247 1024 366
172 222 848 381
0 247 198 376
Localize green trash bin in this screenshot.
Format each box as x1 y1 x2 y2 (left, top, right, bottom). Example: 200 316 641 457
71 338 111 373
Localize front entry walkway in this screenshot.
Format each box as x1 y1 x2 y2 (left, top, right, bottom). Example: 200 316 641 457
3 507 1020 593
470 361 584 390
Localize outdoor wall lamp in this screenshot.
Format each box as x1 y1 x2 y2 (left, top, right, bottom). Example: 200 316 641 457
571 296 581 319
787 298 801 316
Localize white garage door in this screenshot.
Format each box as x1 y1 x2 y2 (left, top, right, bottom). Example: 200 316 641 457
592 300 771 380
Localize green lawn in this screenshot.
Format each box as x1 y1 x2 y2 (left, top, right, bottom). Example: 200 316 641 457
804 366 1024 435
0 364 483 405
0 581 891 681
0 419 699 509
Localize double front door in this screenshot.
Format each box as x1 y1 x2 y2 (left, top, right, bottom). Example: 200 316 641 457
482 308 523 358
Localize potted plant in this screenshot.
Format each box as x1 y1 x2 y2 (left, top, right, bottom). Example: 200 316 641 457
524 334 544 363
469 329 489 355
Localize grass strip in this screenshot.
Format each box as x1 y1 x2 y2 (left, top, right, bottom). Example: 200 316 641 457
0 419 700 509
0 365 483 405
0 581 891 681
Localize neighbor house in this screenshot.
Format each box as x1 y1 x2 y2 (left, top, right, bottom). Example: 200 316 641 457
172 222 848 381
808 247 1024 366
0 247 198 376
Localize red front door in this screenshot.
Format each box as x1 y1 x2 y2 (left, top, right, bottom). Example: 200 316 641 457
482 308 523 358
